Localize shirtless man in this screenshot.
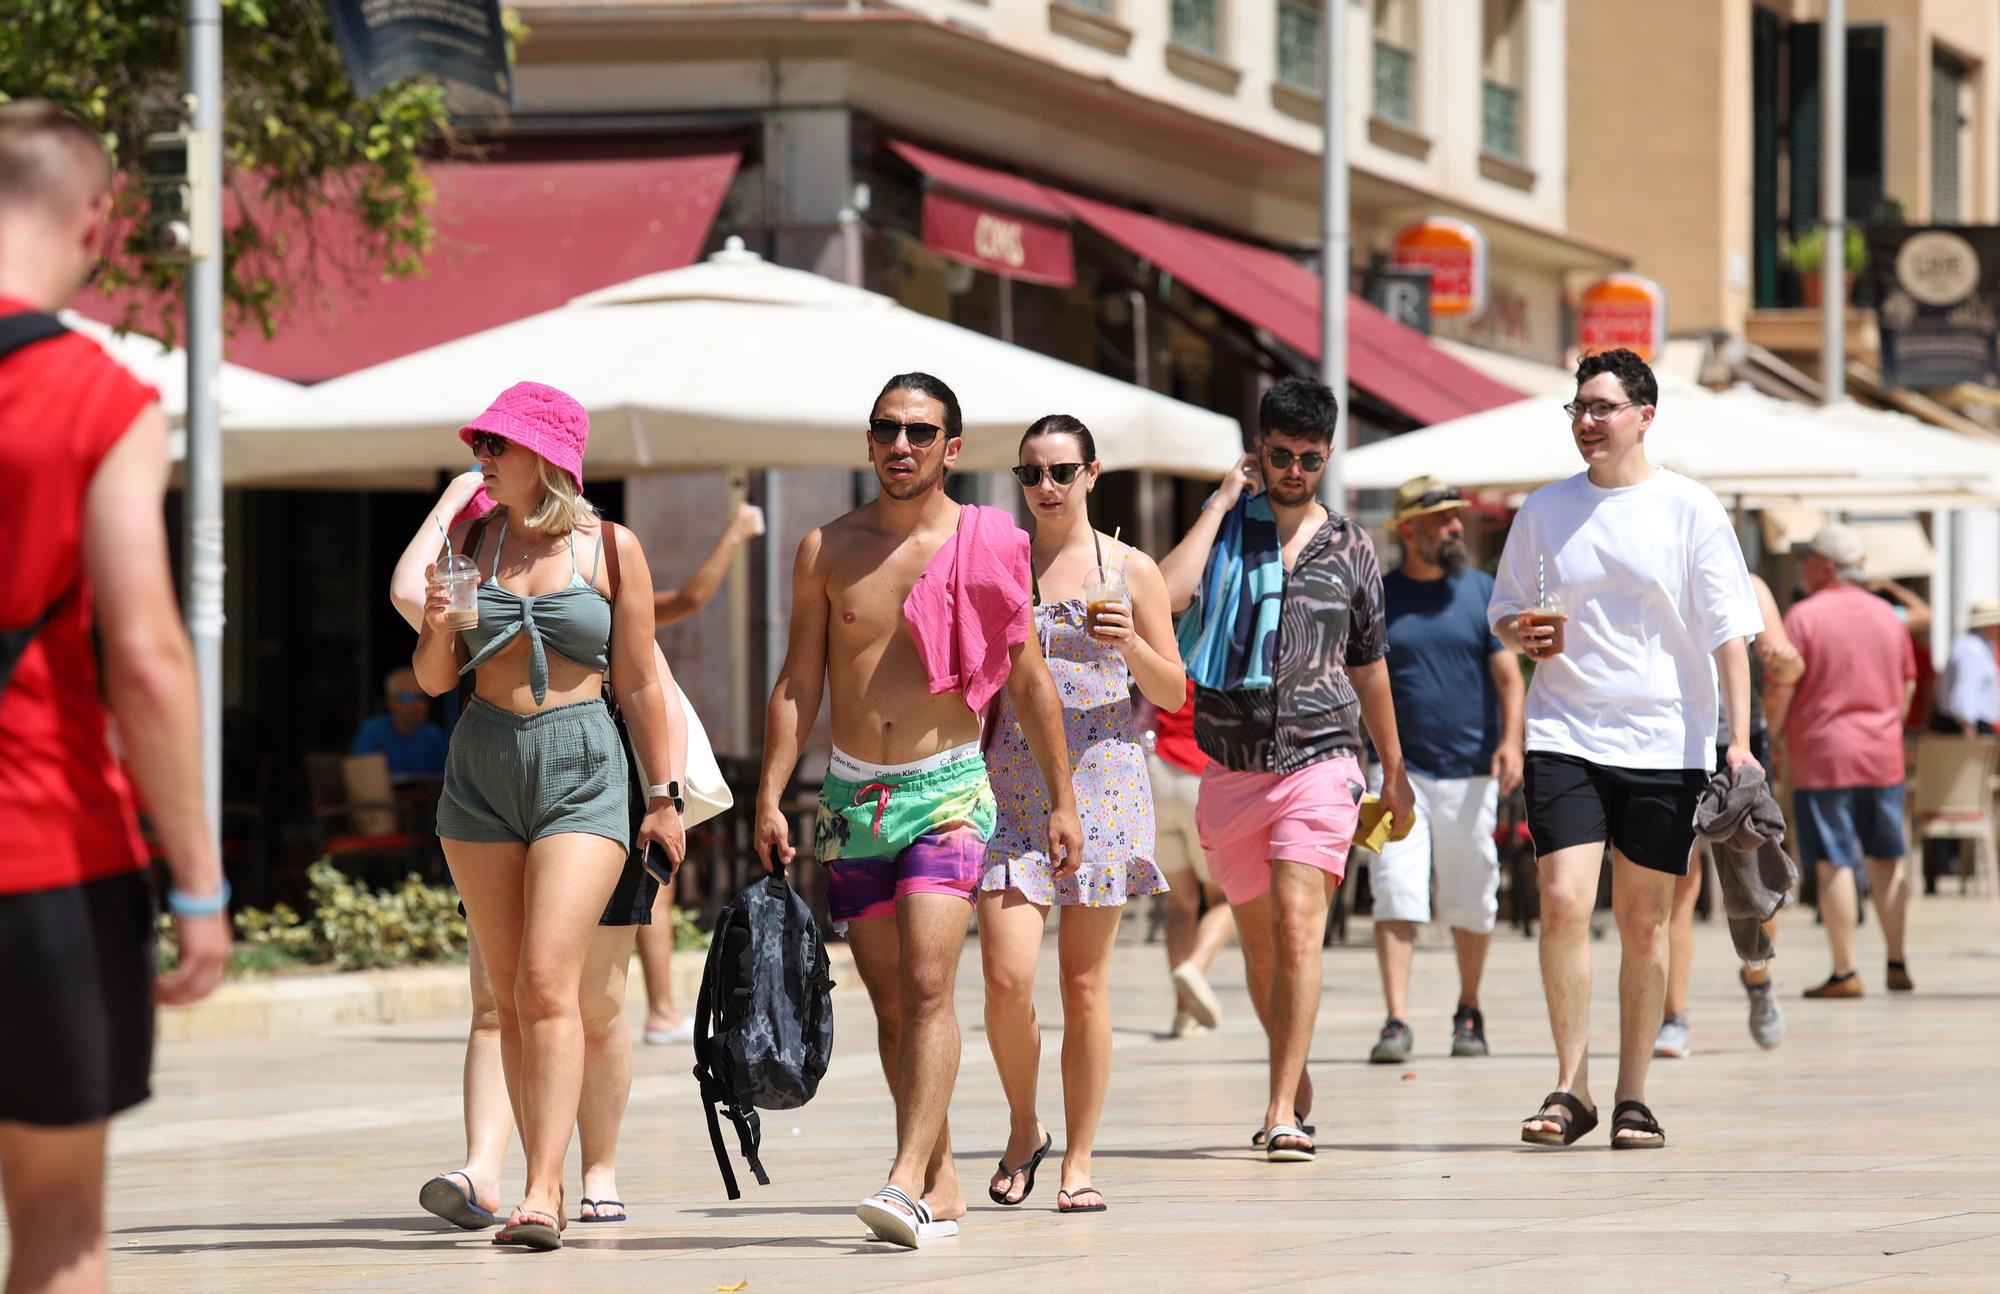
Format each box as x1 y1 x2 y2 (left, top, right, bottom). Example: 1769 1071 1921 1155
755 372 1082 1249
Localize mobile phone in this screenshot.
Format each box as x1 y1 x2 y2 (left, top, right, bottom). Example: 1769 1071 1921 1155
642 840 677 886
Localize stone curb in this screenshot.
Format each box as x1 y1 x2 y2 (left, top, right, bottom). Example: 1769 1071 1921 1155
159 943 859 1043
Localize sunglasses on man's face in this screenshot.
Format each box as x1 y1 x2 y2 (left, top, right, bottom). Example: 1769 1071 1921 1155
1012 463 1087 487
868 419 945 449
393 690 426 704
1264 446 1328 473
469 431 509 458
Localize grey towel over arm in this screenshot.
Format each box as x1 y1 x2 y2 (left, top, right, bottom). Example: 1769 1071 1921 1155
1692 765 1801 965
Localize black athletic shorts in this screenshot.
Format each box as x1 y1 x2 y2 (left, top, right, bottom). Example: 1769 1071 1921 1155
1522 752 1708 877
0 869 156 1125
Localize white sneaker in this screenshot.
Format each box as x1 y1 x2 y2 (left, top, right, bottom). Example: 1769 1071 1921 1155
1743 971 1785 1049
1653 1014 1691 1059
643 1018 695 1045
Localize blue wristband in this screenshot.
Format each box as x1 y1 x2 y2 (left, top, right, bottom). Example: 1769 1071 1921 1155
167 878 231 918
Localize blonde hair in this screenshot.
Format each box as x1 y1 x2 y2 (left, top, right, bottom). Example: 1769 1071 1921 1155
509 458 597 536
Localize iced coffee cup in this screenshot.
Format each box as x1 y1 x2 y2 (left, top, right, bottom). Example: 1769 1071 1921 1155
1519 592 1566 657
437 555 481 633
1082 568 1129 642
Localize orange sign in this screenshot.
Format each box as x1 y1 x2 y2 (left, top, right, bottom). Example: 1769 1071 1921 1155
1575 273 1667 362
1389 217 1488 319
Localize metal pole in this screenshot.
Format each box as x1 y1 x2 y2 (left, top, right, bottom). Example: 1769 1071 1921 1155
184 0 225 852
1821 0 1846 405
1318 0 1350 510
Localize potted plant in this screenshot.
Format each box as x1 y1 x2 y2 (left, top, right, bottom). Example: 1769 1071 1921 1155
1786 226 1866 308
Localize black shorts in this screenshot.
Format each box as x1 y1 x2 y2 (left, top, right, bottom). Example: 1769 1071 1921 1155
0 870 156 1126
1522 752 1708 877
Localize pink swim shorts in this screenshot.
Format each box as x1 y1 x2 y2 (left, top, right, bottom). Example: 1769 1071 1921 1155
1195 754 1366 905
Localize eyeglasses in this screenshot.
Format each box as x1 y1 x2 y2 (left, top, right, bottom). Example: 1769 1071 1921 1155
393 690 425 704
868 418 946 449
469 431 510 458
1404 486 1462 511
1562 399 1641 424
1264 446 1328 472
1012 463 1087 487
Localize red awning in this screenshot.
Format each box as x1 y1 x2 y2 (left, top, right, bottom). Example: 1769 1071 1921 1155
83 143 742 384
887 139 1076 288
1052 191 1524 425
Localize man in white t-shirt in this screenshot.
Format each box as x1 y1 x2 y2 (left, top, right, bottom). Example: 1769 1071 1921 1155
1489 348 1763 1152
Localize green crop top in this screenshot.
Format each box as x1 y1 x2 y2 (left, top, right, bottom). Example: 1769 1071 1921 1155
458 520 613 705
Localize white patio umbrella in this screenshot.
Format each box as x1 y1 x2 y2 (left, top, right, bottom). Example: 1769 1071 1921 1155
1342 374 2000 503
62 312 301 436
222 239 1244 487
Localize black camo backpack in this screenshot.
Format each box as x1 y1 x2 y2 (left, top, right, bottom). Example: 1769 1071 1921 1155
692 873 835 1198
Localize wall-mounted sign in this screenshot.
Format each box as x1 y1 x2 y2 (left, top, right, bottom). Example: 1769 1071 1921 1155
1388 217 1488 320
920 188 1076 288
1866 225 2000 389
326 0 513 101
1362 265 1432 334
1575 272 1668 363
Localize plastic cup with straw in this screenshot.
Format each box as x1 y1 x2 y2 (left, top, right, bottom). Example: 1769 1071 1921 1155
1084 525 1127 641
435 519 481 632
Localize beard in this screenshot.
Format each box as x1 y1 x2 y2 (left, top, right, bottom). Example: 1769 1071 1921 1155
1265 476 1316 506
1436 539 1469 576
878 454 947 501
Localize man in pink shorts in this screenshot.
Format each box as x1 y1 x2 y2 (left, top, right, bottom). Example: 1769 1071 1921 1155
1162 378 1414 1163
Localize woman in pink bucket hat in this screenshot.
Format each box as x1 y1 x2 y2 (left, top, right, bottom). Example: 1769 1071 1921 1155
412 381 686 1251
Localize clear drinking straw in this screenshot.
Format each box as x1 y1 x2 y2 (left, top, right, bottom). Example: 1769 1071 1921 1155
1537 554 1546 610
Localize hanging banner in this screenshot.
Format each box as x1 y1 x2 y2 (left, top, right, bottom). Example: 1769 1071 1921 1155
1575 273 1668 362
325 0 514 102
1388 217 1488 320
1866 225 2000 389
920 189 1076 288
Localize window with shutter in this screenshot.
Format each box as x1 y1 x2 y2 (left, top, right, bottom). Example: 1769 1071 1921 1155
1932 46 1966 222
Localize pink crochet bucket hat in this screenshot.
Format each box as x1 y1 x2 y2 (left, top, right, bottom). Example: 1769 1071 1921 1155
459 381 589 488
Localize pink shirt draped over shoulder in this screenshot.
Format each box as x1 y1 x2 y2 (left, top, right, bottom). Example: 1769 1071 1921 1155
902 504 1035 715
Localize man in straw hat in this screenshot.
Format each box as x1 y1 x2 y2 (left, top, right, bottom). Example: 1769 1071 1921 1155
1360 476 1523 1065
1767 522 1918 998
1937 598 2000 738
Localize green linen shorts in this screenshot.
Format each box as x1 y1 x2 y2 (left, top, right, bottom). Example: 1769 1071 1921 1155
437 696 631 849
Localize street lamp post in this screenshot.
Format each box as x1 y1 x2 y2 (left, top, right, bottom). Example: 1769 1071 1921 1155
185 0 225 852
1319 0 1350 513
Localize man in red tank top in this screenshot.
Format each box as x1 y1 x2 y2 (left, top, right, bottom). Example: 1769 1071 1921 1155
0 101 227 1294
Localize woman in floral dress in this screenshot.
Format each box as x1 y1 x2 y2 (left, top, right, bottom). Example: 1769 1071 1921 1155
981 416 1188 1215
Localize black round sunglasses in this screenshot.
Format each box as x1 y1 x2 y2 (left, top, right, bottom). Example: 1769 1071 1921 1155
1012 463 1087 487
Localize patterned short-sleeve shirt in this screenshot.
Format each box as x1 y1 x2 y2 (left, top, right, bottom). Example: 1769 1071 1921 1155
1194 511 1388 774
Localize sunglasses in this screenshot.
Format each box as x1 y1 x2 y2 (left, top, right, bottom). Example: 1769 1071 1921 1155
469 431 510 458
1012 463 1088 487
868 418 946 449
393 690 426 704
1264 446 1328 472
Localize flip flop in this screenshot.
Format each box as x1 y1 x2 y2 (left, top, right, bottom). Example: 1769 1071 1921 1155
1251 1113 1315 1147
1521 1091 1599 1147
1056 1186 1108 1214
499 1208 561 1251
1610 1099 1666 1150
866 1217 960 1242
1264 1124 1315 1163
987 1129 1053 1205
418 1172 500 1230
577 1197 626 1223
856 1185 930 1250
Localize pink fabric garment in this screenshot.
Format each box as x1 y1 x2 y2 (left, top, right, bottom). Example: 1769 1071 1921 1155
448 484 497 532
902 504 1034 715
1782 584 1918 790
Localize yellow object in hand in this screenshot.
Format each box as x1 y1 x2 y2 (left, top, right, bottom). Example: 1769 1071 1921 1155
1354 793 1416 854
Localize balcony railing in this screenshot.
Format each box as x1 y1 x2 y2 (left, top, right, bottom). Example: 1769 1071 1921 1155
1483 80 1522 161
1373 41 1413 124
1277 1 1321 92
1171 0 1220 56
